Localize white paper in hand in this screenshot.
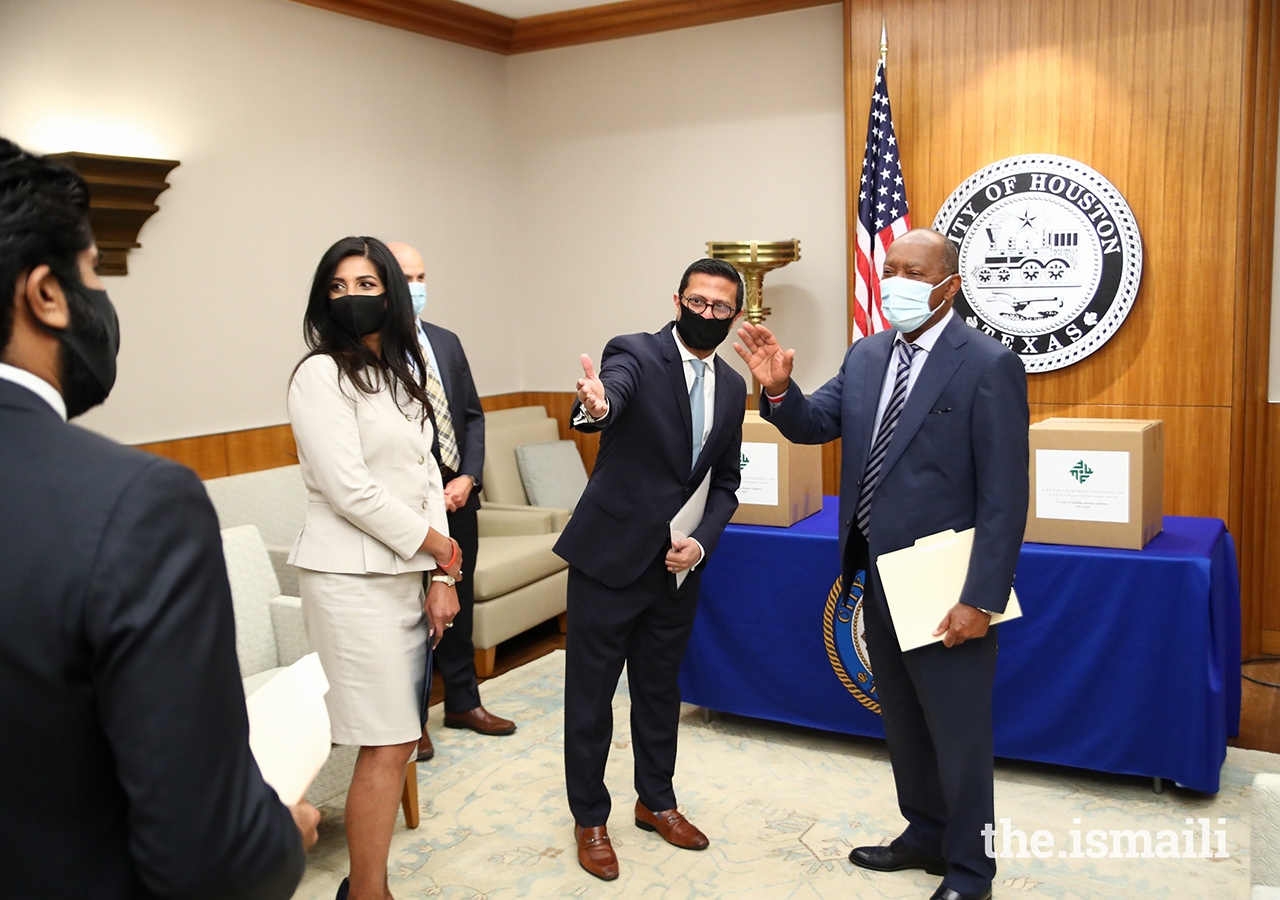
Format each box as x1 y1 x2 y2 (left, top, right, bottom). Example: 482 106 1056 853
875 528 1021 652
245 652 332 805
670 470 712 589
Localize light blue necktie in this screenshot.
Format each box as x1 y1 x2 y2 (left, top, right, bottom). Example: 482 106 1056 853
689 359 708 466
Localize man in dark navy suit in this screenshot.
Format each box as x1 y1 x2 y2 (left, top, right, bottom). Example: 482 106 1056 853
0 139 317 898
555 258 747 881
737 229 1028 900
388 242 515 761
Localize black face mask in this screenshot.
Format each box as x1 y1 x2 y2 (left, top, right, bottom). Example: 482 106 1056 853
330 292 387 338
56 282 120 419
675 306 736 351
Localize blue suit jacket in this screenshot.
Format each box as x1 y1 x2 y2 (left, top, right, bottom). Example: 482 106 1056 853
0 380 302 899
554 323 746 589
763 315 1029 613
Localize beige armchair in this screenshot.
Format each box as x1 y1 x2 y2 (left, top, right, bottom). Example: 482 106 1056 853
469 405 574 676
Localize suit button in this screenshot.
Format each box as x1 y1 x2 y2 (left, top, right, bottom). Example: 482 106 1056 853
422 500 428 509
418 456 425 465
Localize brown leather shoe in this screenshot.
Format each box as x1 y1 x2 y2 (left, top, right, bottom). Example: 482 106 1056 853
443 705 516 736
416 725 434 762
574 824 619 880
634 800 709 850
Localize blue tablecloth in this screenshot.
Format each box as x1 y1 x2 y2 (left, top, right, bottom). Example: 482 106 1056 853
679 500 1241 793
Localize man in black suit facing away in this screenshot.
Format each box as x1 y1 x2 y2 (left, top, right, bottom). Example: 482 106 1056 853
555 259 747 881
0 138 318 899
388 242 516 760
737 229 1028 900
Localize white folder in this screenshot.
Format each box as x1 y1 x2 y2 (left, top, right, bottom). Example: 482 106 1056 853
670 470 713 588
875 528 1021 652
245 652 332 805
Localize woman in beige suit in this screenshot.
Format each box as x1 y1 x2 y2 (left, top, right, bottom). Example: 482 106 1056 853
287 236 461 900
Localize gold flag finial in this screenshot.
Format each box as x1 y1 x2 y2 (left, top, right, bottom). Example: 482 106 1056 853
880 19 888 63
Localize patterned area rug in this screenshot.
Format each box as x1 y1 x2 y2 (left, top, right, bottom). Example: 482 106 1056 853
293 650 1271 899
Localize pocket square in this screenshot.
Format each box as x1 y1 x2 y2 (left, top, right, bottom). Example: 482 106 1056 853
930 407 954 414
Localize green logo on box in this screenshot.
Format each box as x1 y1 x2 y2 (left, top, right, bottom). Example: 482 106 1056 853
740 451 749 471
1070 460 1093 484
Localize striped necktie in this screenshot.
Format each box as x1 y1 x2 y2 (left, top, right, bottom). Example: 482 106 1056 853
422 358 461 472
689 358 708 466
855 341 921 537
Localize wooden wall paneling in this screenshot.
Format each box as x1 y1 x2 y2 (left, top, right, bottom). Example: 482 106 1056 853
1240 0 1280 655
225 424 298 475
136 433 228 480
847 0 1243 410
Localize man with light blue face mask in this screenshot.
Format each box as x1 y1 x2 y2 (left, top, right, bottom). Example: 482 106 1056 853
735 228 1028 900
388 242 516 762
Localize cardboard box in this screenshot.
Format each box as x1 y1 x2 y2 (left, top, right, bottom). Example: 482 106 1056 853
731 410 824 527
1026 418 1164 550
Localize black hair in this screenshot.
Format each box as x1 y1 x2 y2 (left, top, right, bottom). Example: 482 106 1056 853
295 236 433 421
677 258 745 308
0 137 94 352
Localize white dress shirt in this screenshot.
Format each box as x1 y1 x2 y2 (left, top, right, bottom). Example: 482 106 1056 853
867 308 955 451
0 362 66 421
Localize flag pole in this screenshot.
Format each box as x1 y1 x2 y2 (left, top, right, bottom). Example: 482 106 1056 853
880 19 887 66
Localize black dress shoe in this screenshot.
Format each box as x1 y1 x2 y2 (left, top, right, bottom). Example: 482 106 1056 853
335 877 350 900
930 886 991 900
848 843 946 876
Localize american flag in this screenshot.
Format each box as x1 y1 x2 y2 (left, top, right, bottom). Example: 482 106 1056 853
853 56 910 339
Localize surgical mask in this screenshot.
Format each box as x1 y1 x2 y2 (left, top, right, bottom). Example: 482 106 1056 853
408 281 427 317
330 292 387 338
56 282 120 418
880 274 955 334
675 307 736 351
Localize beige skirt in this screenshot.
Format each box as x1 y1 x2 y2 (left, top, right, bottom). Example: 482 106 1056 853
297 568 428 746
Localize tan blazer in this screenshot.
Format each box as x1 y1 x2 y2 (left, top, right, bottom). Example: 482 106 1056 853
287 354 448 575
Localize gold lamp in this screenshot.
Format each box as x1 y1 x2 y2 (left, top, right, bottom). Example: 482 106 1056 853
706 240 800 406
705 240 800 326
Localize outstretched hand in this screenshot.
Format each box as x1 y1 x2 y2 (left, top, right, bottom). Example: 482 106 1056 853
576 353 608 418
733 323 795 396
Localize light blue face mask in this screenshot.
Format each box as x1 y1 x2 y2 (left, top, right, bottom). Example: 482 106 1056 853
408 281 427 318
880 274 955 333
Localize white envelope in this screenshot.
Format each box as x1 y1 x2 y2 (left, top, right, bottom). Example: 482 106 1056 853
875 528 1021 652
245 652 332 805
669 470 712 588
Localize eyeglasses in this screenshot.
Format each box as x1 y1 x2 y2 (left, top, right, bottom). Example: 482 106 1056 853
681 294 739 320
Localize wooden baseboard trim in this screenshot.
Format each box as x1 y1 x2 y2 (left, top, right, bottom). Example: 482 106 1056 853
288 0 835 54
1260 630 1280 657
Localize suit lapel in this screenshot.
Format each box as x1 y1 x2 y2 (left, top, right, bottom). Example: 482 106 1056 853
661 324 695 465
876 317 968 483
420 322 452 397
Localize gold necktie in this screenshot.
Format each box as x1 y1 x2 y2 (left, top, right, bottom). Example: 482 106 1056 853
422 359 461 472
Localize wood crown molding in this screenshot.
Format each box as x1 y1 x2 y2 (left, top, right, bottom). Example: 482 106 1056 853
289 0 836 54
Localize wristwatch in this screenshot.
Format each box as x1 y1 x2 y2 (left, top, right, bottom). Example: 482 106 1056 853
431 573 457 587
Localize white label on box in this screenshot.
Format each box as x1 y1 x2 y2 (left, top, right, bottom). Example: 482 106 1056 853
1036 449 1130 523
736 442 779 506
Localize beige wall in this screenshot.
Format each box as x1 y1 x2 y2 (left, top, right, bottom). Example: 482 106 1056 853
508 5 847 393
0 0 847 442
0 0 519 443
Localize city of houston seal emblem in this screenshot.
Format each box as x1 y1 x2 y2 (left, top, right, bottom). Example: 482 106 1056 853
932 154 1142 373
823 570 879 714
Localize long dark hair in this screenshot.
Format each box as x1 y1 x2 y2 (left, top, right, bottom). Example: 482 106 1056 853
295 236 433 421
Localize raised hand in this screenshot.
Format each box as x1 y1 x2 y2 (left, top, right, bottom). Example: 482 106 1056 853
733 323 795 395
577 353 608 418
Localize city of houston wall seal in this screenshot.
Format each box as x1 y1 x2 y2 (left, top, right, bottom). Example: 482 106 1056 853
932 154 1142 373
